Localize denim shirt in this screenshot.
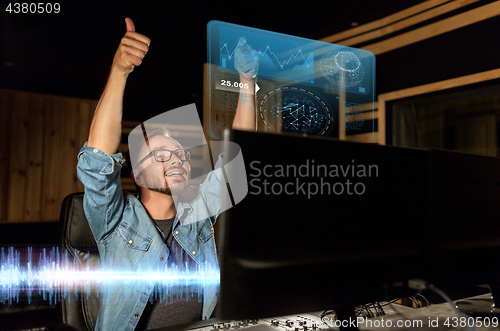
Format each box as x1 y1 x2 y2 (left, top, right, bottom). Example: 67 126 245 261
76 142 222 331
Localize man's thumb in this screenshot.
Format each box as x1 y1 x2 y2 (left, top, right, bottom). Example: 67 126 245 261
125 17 135 32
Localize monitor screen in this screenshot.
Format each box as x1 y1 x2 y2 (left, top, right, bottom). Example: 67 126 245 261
216 129 500 319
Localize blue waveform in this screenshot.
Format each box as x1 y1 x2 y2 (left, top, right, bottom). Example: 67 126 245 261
220 40 313 69
0 247 220 304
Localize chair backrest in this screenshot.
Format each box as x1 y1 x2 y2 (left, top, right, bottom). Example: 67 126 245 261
58 192 100 331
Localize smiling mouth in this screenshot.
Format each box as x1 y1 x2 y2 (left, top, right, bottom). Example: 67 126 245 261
165 170 184 178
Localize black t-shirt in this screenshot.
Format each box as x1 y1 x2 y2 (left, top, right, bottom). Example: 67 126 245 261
136 218 203 330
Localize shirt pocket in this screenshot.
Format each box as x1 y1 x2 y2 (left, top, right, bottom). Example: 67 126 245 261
117 222 153 251
198 219 215 243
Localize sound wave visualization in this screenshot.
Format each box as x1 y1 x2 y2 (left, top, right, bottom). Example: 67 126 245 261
0 247 220 304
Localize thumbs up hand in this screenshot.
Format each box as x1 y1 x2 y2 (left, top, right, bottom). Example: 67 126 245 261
112 18 151 75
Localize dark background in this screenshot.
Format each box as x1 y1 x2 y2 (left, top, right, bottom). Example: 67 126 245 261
1 0 432 123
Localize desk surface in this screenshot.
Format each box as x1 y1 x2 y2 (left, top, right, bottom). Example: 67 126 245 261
152 294 500 331
356 294 498 330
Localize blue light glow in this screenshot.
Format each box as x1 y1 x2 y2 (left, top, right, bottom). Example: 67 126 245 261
207 20 376 140
220 40 314 70
0 247 219 304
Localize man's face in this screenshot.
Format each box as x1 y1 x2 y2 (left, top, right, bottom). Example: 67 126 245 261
136 135 191 196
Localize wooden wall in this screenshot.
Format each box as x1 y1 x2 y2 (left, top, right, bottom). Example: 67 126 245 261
320 0 500 145
0 89 96 223
202 1 500 147
0 89 214 223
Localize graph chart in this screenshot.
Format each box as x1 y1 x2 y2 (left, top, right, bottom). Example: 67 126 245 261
219 27 314 83
207 20 375 140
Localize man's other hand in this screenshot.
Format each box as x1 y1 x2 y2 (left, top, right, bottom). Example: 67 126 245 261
112 17 151 75
234 37 259 80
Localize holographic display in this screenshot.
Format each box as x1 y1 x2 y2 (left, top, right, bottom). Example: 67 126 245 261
320 51 365 88
260 87 332 135
219 29 314 83
207 20 375 139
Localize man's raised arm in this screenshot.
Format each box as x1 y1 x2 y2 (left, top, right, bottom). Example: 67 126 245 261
232 37 258 132
232 75 256 131
87 18 150 154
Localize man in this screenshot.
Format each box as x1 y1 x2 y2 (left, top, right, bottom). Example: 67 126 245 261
77 18 255 330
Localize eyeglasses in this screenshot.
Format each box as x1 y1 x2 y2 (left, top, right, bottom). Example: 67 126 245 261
136 149 191 168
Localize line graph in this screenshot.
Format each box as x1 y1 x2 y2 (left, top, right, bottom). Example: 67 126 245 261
218 27 315 83
220 40 313 69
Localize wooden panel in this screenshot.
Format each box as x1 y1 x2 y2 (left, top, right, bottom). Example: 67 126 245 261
358 102 378 112
203 62 210 140
0 91 13 222
363 1 500 55
345 110 378 120
454 114 497 157
378 103 386 145
23 94 45 221
7 92 29 221
59 98 78 206
41 96 63 221
339 89 346 140
0 90 144 222
378 68 500 145
122 121 139 135
378 100 387 145
338 0 479 47
119 143 129 153
320 0 450 43
121 177 136 191
379 68 500 102
74 100 95 192
345 132 379 143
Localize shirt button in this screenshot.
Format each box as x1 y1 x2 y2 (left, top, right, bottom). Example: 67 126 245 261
135 313 139 317
192 251 196 255
160 257 164 261
93 149 98 153
128 240 133 244
175 231 179 235
211 227 214 231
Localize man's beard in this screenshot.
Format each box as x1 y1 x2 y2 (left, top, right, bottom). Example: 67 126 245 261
143 173 188 196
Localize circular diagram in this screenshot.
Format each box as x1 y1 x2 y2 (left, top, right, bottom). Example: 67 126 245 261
320 50 364 88
259 87 333 135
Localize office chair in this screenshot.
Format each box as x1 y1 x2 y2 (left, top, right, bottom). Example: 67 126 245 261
47 191 141 331
45 192 101 331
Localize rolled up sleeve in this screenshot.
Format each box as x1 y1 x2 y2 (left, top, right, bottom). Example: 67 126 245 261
76 142 125 241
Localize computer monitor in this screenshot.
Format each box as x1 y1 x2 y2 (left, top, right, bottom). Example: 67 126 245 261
216 129 500 319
